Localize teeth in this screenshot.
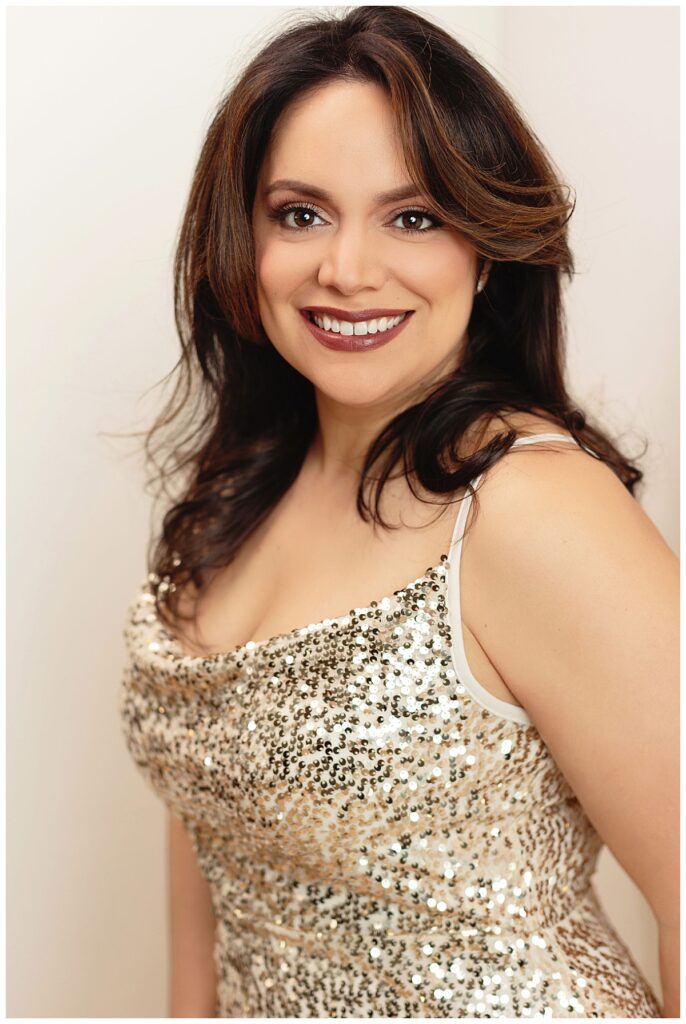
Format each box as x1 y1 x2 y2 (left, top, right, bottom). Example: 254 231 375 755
310 312 407 335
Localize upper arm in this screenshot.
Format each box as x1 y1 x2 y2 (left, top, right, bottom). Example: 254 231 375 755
464 446 679 926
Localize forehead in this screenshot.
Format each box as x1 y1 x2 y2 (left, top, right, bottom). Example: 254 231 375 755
259 79 411 194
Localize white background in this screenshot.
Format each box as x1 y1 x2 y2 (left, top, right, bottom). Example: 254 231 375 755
7 5 678 1016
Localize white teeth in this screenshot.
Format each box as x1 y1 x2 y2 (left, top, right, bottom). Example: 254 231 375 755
310 312 407 335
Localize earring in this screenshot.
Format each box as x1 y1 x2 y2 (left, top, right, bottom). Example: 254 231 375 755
475 278 485 294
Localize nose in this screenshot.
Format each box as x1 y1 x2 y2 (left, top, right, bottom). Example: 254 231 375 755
316 222 387 295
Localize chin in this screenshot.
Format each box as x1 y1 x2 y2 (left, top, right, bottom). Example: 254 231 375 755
309 365 411 410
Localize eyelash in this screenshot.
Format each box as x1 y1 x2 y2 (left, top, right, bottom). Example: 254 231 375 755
266 201 443 235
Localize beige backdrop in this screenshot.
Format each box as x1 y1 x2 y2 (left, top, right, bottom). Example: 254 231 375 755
7 5 678 1017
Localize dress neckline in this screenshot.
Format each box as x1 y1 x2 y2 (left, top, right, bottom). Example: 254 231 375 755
148 555 451 665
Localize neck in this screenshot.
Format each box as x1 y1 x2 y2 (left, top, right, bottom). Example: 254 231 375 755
307 349 462 481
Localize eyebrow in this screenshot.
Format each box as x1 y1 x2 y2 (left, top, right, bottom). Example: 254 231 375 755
262 178 424 206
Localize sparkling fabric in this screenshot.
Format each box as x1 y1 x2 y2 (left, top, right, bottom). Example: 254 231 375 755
120 552 660 1018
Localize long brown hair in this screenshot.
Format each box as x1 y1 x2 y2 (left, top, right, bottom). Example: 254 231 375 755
137 5 644 631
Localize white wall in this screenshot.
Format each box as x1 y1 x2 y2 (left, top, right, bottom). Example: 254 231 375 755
7 5 677 1016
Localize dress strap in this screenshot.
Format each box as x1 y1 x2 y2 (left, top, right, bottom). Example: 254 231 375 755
507 431 578 447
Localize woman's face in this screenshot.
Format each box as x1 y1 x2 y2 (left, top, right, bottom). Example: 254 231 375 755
252 79 487 411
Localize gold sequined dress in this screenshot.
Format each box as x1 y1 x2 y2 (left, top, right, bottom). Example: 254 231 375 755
120 433 661 1018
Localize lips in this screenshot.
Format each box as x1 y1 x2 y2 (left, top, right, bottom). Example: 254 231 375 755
299 308 414 353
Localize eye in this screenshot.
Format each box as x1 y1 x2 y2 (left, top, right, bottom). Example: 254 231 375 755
390 209 442 233
268 203 327 231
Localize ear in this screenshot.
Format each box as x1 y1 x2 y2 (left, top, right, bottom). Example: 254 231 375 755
478 257 493 288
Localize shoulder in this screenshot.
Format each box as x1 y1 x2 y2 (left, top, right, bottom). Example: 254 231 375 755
471 421 660 559
462 426 677 710
466 410 635 533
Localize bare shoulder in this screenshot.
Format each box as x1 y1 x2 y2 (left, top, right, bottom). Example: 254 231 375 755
463 428 677 713
460 427 678 927
472 424 668 557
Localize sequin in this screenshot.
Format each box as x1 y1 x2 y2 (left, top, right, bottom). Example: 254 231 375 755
120 558 661 1018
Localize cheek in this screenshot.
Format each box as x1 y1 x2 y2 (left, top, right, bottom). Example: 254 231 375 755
255 238 314 310
395 241 474 306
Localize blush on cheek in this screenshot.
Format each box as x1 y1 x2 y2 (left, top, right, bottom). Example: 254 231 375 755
401 243 472 294
256 240 315 311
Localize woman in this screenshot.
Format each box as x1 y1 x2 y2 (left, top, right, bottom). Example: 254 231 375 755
120 6 678 1018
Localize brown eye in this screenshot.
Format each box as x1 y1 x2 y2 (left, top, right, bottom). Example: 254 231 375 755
401 212 423 230
290 208 316 228
268 202 325 231
391 209 440 233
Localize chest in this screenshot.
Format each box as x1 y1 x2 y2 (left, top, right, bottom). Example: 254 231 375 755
176 484 461 657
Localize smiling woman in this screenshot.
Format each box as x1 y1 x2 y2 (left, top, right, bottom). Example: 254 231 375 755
119 5 677 1019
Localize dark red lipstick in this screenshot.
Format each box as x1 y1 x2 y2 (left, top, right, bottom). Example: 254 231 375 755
299 307 414 353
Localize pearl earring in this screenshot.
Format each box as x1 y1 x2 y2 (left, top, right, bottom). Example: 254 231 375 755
475 278 485 294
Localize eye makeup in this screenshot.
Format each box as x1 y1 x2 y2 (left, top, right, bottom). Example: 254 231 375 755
266 200 444 235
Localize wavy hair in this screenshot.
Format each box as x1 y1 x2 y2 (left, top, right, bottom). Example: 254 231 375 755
137 5 644 633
